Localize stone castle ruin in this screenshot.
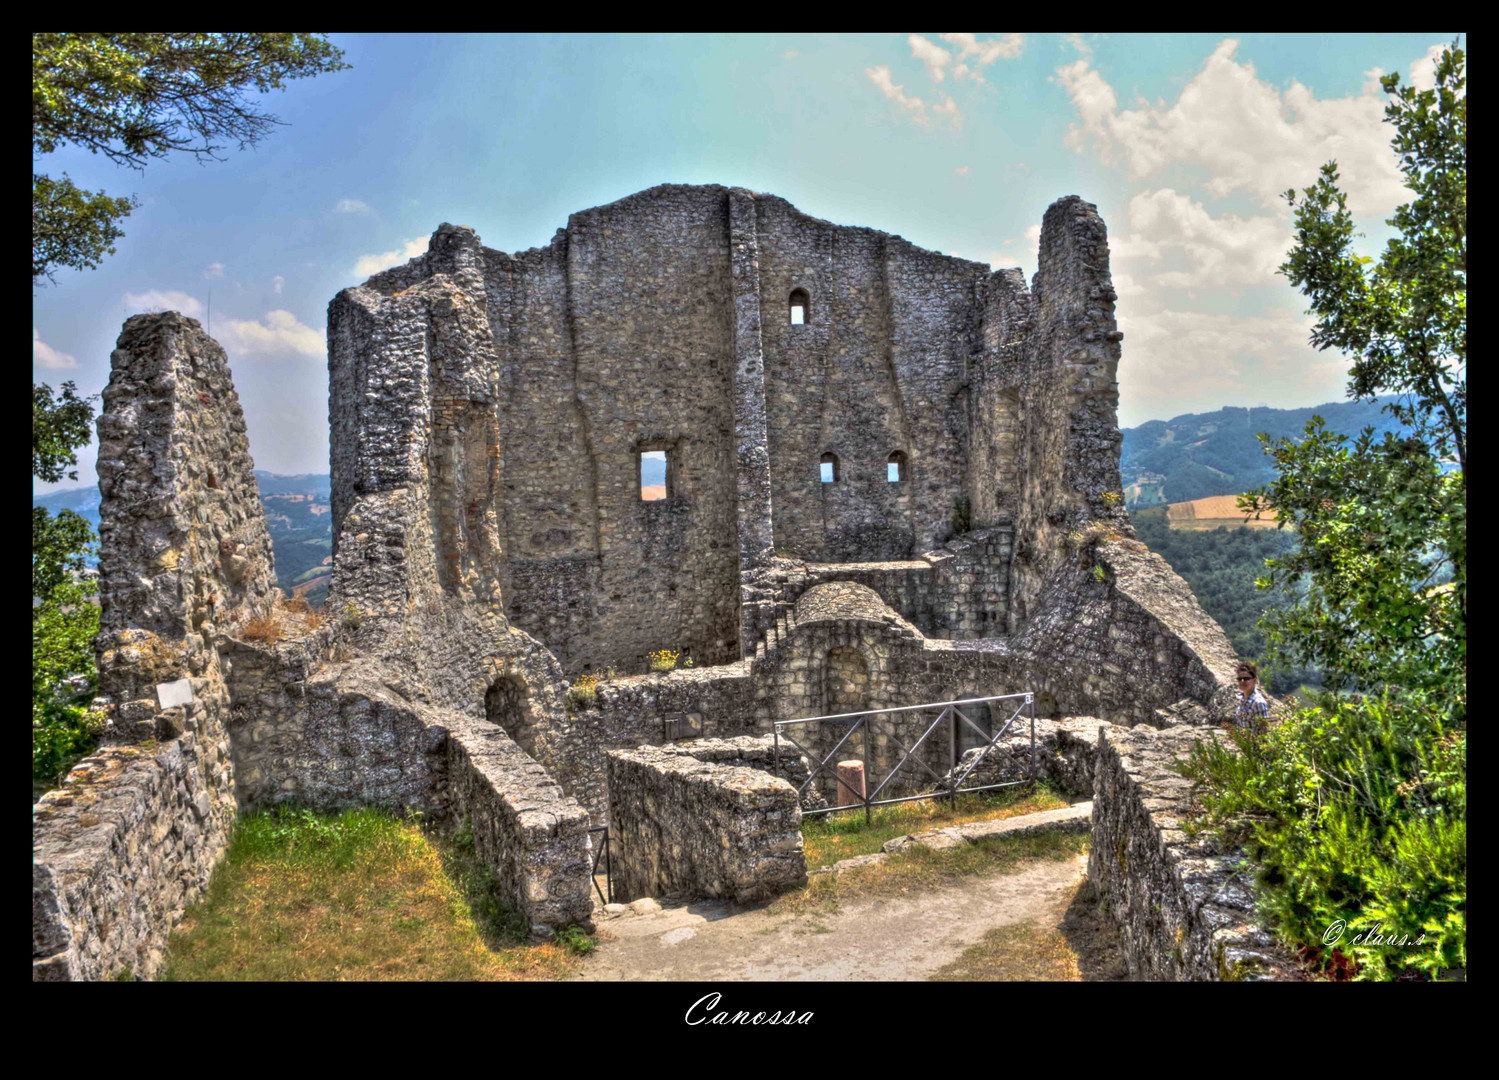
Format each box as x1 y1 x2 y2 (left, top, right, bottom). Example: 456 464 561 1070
35 185 1286 981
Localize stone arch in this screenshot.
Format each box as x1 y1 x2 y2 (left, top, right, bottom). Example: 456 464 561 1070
485 673 537 756
887 449 907 483
819 451 840 483
824 646 869 714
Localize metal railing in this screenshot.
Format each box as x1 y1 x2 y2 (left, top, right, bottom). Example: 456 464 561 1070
772 693 1035 821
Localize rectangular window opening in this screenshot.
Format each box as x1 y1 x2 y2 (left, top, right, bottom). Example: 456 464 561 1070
820 461 835 483
887 461 902 482
640 449 668 501
790 304 806 325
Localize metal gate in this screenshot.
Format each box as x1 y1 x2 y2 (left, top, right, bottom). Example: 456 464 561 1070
772 693 1035 821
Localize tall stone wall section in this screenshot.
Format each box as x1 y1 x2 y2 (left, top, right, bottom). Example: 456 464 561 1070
34 313 277 980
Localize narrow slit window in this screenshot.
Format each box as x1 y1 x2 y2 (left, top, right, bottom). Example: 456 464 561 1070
640 449 668 501
789 288 810 326
887 451 906 483
819 452 839 483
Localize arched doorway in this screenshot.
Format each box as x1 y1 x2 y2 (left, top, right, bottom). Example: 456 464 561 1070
485 674 535 756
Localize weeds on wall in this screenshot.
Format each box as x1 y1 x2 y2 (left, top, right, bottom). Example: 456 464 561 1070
241 614 283 646
647 648 680 673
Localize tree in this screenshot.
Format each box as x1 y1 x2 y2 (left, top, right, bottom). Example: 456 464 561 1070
1250 38 1465 711
33 382 102 791
32 33 348 283
1180 40 1466 981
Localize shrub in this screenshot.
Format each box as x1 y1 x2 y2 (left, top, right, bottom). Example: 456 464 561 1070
647 648 679 673
567 673 600 710
341 601 361 631
241 614 283 645
1175 688 1465 980
282 595 311 614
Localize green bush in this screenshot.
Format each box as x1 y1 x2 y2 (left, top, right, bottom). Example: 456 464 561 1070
1175 689 1465 979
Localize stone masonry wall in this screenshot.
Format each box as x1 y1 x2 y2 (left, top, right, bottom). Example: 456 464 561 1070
1089 723 1302 980
35 313 276 980
606 744 807 904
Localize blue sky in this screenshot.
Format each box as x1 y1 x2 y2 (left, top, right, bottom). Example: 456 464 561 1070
33 32 1459 493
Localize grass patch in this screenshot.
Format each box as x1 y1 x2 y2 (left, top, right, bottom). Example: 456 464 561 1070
771 828 1090 917
799 783 1070 868
162 806 587 981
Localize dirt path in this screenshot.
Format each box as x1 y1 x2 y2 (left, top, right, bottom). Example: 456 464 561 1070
577 852 1100 981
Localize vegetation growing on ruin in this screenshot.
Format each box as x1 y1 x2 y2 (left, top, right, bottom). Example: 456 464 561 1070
647 648 681 673
1177 41 1465 981
162 806 587 981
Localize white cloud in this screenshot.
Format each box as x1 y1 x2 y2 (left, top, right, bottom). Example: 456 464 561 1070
1116 188 1290 290
866 65 925 115
1062 33 1091 56
1115 305 1342 426
986 250 1026 270
335 198 373 214
933 96 962 128
33 329 75 370
272 275 285 295
783 50 799 60
1408 43 1447 92
909 34 950 82
204 262 225 280
1055 38 1407 214
954 165 970 176
217 310 325 357
352 237 430 278
940 32 1024 82
123 289 205 318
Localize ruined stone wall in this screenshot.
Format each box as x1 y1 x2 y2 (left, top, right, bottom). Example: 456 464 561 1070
1089 724 1301 980
35 313 277 980
606 745 807 903
754 196 987 562
986 197 1131 630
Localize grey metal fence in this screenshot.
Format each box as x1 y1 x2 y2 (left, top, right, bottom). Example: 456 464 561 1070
772 693 1035 822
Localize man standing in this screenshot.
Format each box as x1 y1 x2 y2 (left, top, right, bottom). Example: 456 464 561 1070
1234 661 1271 737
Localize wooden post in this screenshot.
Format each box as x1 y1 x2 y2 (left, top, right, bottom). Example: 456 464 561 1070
837 759 866 808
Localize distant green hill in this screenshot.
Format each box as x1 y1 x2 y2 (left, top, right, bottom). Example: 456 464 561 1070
1121 396 1406 509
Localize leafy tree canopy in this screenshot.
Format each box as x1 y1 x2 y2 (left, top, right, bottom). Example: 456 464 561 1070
32 33 348 283
1249 38 1465 712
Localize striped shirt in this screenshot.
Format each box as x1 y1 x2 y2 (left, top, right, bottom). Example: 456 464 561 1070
1236 687 1271 735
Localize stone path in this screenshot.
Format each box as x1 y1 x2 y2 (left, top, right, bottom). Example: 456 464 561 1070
578 804 1101 981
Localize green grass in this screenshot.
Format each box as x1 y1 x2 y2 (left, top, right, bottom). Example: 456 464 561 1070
800 783 1070 868
162 806 589 981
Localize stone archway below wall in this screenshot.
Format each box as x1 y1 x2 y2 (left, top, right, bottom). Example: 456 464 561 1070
485 674 536 757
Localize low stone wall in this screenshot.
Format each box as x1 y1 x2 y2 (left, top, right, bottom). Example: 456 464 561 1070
442 713 595 936
606 744 807 904
1088 723 1301 981
33 739 233 981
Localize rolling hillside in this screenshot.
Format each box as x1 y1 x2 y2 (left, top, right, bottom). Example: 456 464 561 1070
1121 395 1405 509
